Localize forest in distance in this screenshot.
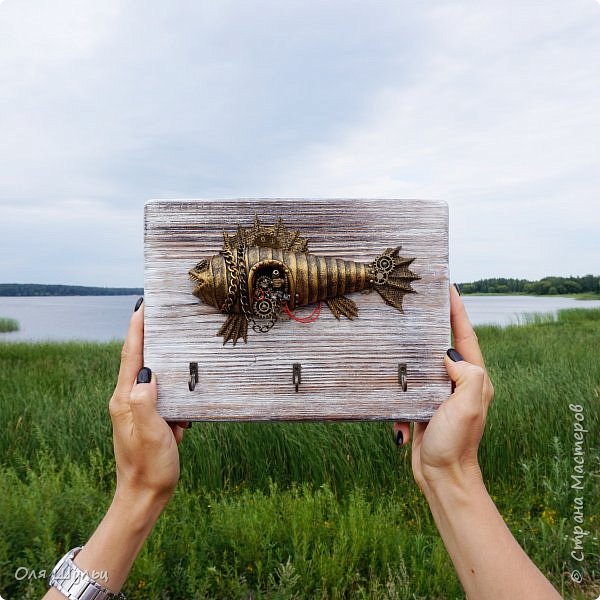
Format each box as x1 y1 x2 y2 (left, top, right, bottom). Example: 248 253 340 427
459 274 599 296
0 283 143 297
1 275 599 298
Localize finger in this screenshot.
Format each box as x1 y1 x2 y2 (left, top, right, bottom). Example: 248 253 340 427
413 421 428 438
449 285 485 368
114 303 145 400
169 423 185 445
129 369 168 438
393 422 411 446
444 356 486 412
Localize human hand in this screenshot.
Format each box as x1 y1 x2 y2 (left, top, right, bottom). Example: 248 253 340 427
391 288 562 600
108 299 189 507
43 300 191 599
394 285 494 494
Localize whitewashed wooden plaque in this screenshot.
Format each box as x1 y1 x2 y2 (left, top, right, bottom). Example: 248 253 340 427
144 199 450 421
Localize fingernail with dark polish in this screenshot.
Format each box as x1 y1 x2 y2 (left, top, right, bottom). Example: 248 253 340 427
446 348 465 362
395 430 404 446
453 283 461 296
137 367 152 384
134 297 144 312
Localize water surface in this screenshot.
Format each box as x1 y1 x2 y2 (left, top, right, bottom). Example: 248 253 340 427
0 296 138 342
0 295 599 342
462 295 600 327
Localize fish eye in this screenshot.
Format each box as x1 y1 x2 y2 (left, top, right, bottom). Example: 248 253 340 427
195 259 209 272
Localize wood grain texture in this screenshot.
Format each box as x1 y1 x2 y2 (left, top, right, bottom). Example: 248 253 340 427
144 199 450 421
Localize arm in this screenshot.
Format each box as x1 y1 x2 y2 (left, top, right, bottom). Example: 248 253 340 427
395 285 561 600
44 299 188 598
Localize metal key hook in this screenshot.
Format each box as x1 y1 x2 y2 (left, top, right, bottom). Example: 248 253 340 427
398 363 408 392
188 362 199 392
293 363 302 392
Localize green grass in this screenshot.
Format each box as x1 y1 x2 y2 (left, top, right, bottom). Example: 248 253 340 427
1 309 599 598
0 317 19 333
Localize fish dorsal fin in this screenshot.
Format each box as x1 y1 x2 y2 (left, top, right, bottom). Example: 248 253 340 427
221 216 310 252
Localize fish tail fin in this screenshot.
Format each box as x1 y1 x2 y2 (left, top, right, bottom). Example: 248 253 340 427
371 248 420 312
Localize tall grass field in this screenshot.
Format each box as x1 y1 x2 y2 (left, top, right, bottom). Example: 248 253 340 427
1 309 598 599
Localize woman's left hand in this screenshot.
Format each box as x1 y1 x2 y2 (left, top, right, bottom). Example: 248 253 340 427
108 301 188 506
44 299 191 599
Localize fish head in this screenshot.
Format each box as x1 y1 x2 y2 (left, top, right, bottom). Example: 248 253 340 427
189 255 229 309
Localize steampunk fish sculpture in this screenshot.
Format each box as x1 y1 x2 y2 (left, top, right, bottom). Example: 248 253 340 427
189 217 420 344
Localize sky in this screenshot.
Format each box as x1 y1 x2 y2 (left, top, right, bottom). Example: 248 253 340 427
0 0 599 287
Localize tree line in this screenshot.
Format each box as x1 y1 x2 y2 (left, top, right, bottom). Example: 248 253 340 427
459 275 599 295
0 284 144 296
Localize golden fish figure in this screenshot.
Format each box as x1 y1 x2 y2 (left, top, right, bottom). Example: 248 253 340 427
189 217 420 344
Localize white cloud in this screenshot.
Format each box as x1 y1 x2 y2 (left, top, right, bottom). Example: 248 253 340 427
0 0 598 284
0 200 141 285
266 1 600 280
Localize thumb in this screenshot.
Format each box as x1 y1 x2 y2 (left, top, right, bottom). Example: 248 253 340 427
444 351 486 395
129 368 165 437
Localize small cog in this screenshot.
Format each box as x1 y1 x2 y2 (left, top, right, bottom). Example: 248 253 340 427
374 255 394 274
253 297 277 318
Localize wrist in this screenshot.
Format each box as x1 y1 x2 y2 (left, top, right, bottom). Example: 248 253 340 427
419 463 486 504
68 486 170 594
111 485 171 533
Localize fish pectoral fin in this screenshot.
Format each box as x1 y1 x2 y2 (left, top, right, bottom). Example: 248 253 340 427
217 313 248 345
326 296 359 320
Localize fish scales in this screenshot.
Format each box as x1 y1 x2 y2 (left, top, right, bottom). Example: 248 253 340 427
237 247 370 308
294 251 309 306
209 254 225 308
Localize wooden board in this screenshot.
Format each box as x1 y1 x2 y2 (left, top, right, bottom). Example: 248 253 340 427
144 199 450 421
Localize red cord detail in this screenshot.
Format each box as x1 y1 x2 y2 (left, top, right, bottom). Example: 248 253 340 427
282 302 322 323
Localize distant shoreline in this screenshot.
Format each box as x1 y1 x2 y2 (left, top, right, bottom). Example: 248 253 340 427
461 292 600 300
458 275 599 298
0 284 143 297
1 283 598 300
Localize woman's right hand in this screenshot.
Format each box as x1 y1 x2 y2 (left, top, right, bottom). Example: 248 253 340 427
395 287 562 600
395 285 494 494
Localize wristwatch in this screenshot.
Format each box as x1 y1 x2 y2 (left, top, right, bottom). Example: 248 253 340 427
48 547 126 599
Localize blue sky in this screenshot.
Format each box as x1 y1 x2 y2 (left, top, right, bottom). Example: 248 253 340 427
1 0 599 286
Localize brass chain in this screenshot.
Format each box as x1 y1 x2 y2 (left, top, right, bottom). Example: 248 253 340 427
221 248 239 313
237 244 277 333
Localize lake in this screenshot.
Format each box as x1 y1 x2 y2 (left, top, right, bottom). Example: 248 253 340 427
0 295 599 342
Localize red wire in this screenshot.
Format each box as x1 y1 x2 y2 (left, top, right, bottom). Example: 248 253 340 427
256 285 322 324
282 302 322 323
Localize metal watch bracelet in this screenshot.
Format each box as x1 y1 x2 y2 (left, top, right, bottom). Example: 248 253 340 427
48 547 125 600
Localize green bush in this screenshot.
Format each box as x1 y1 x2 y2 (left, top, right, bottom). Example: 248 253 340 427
0 317 19 333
